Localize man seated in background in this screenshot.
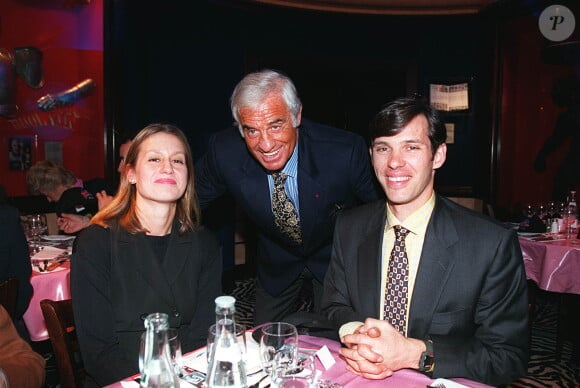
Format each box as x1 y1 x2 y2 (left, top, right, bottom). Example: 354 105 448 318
321 97 529 386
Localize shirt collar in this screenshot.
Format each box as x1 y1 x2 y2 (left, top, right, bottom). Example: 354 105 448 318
279 143 299 179
386 192 436 235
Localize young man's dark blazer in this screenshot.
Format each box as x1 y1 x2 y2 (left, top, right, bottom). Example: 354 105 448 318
322 195 529 386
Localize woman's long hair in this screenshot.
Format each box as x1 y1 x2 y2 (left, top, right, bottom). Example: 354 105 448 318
91 123 201 234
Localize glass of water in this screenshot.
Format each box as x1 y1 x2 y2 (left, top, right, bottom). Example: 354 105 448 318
259 322 298 377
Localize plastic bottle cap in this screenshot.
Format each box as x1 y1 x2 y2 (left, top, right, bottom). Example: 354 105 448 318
215 295 236 308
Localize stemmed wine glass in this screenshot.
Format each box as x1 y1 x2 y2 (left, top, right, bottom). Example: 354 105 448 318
26 214 48 254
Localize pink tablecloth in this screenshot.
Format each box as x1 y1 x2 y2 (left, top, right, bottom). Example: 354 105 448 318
299 335 492 388
22 263 71 341
107 334 493 388
519 236 580 294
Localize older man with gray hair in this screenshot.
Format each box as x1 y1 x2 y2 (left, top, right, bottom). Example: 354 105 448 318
195 69 382 324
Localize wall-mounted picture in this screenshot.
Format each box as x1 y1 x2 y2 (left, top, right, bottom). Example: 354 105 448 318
9 136 32 170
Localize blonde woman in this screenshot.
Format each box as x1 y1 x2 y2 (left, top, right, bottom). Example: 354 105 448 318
71 123 222 386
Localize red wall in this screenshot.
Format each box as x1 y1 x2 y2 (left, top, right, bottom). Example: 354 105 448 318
498 12 579 210
0 0 104 196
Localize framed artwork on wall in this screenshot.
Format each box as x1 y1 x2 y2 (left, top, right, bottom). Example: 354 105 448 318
427 76 473 114
8 136 32 171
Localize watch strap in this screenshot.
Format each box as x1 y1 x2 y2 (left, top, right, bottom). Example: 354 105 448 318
419 339 434 373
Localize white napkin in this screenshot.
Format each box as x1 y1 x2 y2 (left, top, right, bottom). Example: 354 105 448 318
430 378 470 388
31 246 66 261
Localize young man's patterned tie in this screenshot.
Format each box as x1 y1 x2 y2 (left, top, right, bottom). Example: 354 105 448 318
383 225 409 336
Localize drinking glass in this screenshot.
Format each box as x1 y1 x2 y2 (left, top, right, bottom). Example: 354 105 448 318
26 214 47 254
139 328 183 376
167 328 183 376
139 332 146 374
271 351 316 388
563 207 577 239
206 323 246 363
259 322 298 377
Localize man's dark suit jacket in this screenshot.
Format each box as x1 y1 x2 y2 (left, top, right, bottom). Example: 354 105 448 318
195 119 381 295
0 204 33 318
322 195 529 386
71 221 222 386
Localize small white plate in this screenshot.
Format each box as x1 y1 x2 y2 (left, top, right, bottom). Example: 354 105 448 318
41 235 75 242
517 232 543 237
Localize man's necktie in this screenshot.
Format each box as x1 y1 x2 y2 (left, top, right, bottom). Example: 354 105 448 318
383 225 409 336
272 172 302 244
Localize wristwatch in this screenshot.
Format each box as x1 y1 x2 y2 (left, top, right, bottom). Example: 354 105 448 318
419 339 434 373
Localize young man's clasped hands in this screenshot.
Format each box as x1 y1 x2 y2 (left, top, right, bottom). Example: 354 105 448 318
340 319 426 379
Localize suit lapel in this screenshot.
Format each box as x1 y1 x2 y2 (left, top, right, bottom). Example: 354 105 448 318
408 197 458 337
296 129 325 247
239 156 278 230
358 201 387 317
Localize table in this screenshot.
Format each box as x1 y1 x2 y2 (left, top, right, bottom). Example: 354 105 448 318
106 334 493 388
22 241 73 342
519 236 580 294
22 262 71 341
519 235 580 359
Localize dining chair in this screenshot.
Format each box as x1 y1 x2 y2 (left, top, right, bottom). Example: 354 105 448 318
0 277 19 320
40 298 85 388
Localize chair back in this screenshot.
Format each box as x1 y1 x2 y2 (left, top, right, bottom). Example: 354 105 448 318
40 299 85 388
0 278 18 320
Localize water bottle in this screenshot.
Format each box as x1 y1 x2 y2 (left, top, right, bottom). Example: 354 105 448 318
140 313 179 388
564 190 577 239
206 296 247 388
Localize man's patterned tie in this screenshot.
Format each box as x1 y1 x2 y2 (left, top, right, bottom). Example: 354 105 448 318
383 225 409 336
272 172 302 244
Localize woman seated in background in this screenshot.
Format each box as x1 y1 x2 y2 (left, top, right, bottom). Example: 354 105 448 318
71 123 222 386
0 184 33 328
26 160 113 233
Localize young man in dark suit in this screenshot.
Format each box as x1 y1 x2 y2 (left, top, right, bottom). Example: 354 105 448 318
321 97 529 386
195 69 381 324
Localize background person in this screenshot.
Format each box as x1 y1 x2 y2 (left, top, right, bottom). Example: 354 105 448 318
96 135 134 209
0 305 45 388
0 184 33 331
321 97 529 386
195 69 381 324
26 160 113 234
58 136 134 233
533 75 580 202
71 123 222 386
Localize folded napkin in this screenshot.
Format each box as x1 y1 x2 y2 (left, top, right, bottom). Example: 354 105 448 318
430 378 470 388
121 379 198 388
31 246 67 261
